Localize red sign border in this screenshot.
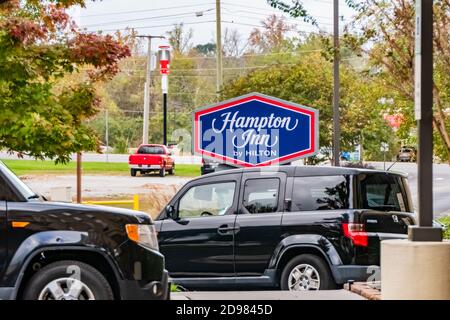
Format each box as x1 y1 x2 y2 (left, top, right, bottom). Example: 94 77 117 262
193 93 318 167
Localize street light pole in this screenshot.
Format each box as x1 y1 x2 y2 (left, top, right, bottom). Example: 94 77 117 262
216 0 223 98
332 0 341 167
134 35 165 144
409 0 442 241
158 45 171 146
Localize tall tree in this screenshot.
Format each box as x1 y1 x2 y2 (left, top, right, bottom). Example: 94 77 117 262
248 14 294 53
345 0 450 163
0 0 130 163
268 0 450 163
167 23 193 55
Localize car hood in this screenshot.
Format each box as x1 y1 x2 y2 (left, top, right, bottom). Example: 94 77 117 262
27 200 152 225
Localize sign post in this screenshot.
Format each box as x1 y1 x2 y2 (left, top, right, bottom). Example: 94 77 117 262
193 93 319 167
158 45 171 146
409 0 442 241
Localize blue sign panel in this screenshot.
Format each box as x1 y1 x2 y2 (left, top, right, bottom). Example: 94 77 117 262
193 93 319 167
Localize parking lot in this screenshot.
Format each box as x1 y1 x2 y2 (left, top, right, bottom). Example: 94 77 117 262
20 160 450 218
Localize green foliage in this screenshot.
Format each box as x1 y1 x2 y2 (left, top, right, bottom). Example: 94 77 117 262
86 114 142 152
3 159 201 177
221 51 395 159
437 216 450 240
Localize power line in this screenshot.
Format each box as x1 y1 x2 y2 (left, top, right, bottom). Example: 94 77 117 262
221 5 350 23
124 49 325 61
221 20 332 35
221 12 334 29
87 20 217 32
81 9 215 28
81 3 216 18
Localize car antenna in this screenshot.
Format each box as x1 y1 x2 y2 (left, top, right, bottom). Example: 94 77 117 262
386 159 398 171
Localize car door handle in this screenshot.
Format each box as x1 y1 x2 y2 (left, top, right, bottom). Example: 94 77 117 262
217 224 240 234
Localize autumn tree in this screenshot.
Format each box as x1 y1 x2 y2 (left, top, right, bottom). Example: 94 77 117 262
344 0 450 163
167 23 193 55
248 14 295 53
268 0 450 163
0 0 130 163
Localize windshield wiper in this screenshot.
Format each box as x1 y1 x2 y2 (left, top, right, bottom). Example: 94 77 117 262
27 194 40 199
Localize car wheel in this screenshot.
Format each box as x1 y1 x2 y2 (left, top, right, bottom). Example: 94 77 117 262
130 169 137 177
280 254 335 291
23 260 114 300
168 164 175 175
159 167 166 177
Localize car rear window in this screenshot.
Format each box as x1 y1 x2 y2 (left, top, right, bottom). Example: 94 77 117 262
292 175 350 211
358 174 408 212
138 146 165 154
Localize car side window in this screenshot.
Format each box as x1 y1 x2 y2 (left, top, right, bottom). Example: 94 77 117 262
292 175 350 211
178 182 236 218
243 178 280 214
0 175 16 201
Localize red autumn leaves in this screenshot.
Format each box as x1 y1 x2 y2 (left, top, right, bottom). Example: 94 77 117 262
2 2 131 81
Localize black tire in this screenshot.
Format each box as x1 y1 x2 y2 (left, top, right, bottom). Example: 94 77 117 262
168 164 175 175
159 167 166 177
23 260 114 300
280 254 336 291
130 169 137 177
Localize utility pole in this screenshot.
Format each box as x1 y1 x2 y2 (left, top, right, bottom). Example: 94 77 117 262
332 0 341 166
134 35 165 144
216 0 223 98
409 0 442 241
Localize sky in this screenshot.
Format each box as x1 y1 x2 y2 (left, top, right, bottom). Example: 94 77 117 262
70 0 356 52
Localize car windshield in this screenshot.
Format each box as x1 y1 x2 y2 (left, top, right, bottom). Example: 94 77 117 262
0 161 37 199
138 146 165 154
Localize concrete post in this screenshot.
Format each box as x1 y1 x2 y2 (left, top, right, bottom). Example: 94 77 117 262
381 240 450 300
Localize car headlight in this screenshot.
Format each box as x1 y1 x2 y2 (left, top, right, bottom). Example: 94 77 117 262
125 224 159 251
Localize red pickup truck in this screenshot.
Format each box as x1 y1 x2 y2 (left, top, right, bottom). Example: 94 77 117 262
128 144 175 177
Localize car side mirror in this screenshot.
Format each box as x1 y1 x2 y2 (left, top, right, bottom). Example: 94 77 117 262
166 205 178 220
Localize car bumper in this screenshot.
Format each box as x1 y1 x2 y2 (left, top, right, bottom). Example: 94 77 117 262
119 270 169 300
115 240 168 299
129 165 163 170
330 265 379 284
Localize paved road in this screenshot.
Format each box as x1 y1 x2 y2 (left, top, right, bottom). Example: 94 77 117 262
171 290 364 300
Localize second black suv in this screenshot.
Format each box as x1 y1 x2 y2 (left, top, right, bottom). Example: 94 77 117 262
155 166 415 291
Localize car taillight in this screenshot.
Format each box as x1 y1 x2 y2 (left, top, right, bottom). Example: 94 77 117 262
342 223 368 247
201 158 205 166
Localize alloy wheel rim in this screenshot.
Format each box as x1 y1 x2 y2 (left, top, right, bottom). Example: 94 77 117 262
288 264 320 291
38 278 95 300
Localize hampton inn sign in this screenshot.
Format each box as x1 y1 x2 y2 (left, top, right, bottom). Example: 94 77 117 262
193 93 319 167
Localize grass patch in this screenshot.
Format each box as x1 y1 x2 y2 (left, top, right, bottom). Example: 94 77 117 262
437 216 450 240
1 159 200 177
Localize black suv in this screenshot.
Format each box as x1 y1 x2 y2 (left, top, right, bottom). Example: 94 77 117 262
0 161 168 300
155 166 415 291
